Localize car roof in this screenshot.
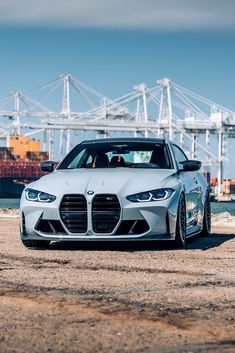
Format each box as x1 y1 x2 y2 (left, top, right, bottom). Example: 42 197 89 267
80 137 167 145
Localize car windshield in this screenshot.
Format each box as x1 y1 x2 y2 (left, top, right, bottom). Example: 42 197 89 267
58 142 173 169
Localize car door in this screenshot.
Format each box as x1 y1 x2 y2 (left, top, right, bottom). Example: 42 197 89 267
171 144 200 232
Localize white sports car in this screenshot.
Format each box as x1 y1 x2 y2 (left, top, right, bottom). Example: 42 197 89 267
20 138 211 248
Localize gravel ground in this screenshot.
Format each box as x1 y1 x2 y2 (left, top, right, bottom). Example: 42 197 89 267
0 218 234 353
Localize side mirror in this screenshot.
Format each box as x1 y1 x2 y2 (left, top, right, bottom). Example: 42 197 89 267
40 161 57 173
179 160 201 172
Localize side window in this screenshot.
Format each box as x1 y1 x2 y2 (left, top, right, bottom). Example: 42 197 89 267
172 145 187 167
85 155 93 167
67 149 87 168
67 150 84 169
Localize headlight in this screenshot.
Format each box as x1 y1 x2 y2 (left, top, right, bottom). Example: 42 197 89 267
126 188 174 202
25 188 56 203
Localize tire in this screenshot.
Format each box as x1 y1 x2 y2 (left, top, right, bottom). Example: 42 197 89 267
174 194 186 248
199 191 211 237
21 239 51 248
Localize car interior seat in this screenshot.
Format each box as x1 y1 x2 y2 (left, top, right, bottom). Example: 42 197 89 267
150 147 166 168
92 153 110 168
110 155 125 167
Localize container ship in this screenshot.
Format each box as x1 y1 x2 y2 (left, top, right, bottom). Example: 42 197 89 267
0 135 48 198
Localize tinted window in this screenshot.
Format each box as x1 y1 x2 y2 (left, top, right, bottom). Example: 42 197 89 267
172 144 187 166
58 142 173 169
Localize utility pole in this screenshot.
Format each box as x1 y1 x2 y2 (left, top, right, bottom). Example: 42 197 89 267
49 129 54 160
217 130 223 196
157 78 173 140
134 83 148 137
14 91 21 135
62 74 71 154
166 79 173 140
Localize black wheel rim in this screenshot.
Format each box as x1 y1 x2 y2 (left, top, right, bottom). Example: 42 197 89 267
179 197 186 244
205 195 211 232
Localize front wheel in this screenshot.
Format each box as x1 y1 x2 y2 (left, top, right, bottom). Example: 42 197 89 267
174 194 186 248
199 191 211 237
21 239 51 248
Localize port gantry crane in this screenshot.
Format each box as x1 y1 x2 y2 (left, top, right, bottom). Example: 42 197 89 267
0 73 235 197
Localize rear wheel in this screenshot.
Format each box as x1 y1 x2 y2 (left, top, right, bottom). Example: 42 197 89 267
174 194 186 248
21 239 51 248
199 191 211 237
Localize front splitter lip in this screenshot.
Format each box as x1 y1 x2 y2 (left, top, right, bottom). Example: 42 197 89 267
21 231 174 242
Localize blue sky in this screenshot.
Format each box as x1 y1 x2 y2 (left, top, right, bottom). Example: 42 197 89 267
0 0 234 108
0 28 235 110
0 0 235 176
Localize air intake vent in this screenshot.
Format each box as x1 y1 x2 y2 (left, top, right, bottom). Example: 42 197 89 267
60 194 87 233
115 220 149 235
22 212 26 235
92 194 121 233
35 219 67 234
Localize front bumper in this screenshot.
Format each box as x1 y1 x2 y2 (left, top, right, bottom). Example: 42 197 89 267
20 191 180 242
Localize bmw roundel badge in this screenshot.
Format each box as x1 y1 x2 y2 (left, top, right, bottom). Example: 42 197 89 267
87 190 94 195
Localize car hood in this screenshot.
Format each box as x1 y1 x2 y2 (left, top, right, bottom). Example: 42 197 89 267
31 168 176 195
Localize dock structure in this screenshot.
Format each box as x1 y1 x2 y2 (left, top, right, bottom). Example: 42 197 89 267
0 74 235 198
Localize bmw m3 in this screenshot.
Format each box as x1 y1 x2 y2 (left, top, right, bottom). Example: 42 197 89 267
20 138 211 248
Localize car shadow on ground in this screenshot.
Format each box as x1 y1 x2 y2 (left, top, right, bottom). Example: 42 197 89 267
43 232 235 252
186 232 235 250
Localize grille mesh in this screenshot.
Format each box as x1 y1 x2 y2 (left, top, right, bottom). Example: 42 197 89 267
60 194 87 233
92 194 121 233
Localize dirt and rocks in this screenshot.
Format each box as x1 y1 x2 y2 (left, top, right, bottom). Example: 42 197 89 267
0 217 234 353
